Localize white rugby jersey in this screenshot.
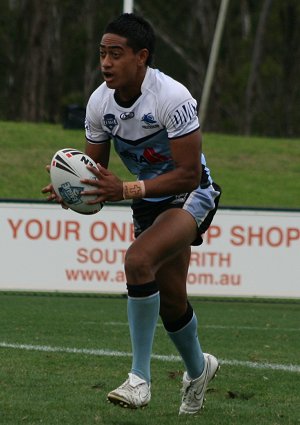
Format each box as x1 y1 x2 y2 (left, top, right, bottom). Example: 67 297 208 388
85 67 213 199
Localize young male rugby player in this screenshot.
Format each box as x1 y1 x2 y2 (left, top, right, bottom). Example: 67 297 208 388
43 12 221 415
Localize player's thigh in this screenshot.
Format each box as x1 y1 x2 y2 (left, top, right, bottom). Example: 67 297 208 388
156 246 191 321
126 208 197 270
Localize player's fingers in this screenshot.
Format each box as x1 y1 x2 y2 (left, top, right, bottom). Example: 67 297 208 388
41 184 52 194
80 177 101 187
96 163 111 175
86 164 111 177
80 187 105 203
86 164 101 177
85 198 104 205
80 187 102 197
45 193 57 201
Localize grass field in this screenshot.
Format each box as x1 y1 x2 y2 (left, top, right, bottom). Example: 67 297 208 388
1 120 300 208
1 122 299 424
0 293 299 425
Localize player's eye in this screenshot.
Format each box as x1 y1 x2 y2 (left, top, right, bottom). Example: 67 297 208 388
111 51 121 59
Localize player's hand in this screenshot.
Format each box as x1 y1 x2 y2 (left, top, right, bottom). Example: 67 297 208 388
81 164 123 202
41 165 69 209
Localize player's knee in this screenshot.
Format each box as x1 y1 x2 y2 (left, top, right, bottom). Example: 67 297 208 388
124 248 152 279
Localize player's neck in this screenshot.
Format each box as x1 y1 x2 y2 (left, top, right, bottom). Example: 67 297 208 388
114 67 147 106
114 90 142 107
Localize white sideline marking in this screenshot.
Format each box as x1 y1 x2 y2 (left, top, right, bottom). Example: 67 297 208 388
0 341 299 373
104 321 300 332
204 325 300 332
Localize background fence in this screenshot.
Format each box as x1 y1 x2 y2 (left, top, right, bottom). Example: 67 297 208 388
1 201 299 298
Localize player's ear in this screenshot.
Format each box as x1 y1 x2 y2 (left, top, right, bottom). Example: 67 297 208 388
138 48 149 66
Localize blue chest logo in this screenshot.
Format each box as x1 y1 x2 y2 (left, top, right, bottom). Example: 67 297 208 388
141 113 159 129
142 113 156 124
104 114 118 131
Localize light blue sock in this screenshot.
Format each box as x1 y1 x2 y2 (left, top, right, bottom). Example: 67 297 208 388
167 313 204 379
127 292 160 384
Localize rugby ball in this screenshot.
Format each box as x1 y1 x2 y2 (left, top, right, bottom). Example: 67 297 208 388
50 148 103 215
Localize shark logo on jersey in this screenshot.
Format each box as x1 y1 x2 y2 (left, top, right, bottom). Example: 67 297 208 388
142 113 156 124
104 114 118 131
141 113 159 129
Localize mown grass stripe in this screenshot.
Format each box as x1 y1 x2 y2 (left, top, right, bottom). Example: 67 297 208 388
0 341 299 373
104 321 300 332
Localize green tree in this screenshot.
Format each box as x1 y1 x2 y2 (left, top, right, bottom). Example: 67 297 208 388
0 0 299 136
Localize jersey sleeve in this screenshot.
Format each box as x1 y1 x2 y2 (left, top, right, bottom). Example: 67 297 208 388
85 87 111 144
160 83 200 139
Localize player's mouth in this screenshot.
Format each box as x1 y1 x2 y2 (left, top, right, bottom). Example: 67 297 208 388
102 72 115 83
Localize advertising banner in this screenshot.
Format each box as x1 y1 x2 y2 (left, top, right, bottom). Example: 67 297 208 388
1 202 299 297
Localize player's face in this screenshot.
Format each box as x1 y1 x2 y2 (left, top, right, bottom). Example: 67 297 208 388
100 33 147 99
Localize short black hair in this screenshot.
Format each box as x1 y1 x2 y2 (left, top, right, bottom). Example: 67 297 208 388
103 13 155 66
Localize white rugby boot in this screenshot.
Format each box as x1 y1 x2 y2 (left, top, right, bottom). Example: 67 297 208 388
179 353 219 415
107 373 151 409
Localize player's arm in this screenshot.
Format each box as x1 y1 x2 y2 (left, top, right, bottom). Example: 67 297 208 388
142 129 202 197
133 88 202 198
85 139 111 168
83 129 201 202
